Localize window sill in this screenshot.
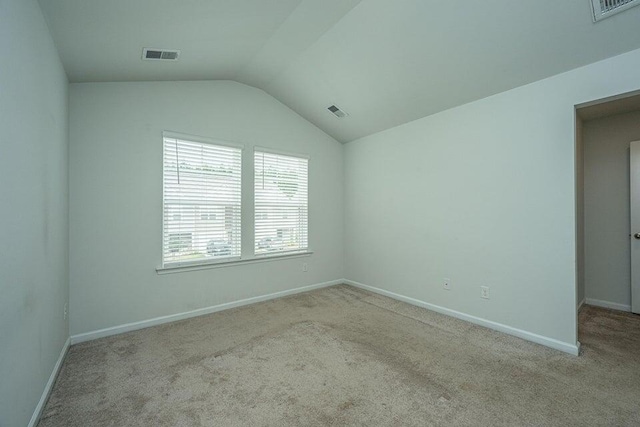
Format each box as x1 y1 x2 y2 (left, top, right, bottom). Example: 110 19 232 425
156 251 313 275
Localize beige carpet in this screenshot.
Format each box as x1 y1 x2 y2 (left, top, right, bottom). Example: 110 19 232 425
39 285 640 426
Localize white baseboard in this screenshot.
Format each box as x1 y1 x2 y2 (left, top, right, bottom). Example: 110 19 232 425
71 279 343 345
578 298 586 311
28 337 71 427
344 279 580 356
585 298 631 312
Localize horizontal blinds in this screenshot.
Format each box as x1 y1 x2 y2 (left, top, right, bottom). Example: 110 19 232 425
254 150 308 255
163 137 242 266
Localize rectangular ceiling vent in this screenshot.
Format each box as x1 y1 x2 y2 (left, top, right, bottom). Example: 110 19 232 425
591 0 640 21
142 48 180 61
328 104 348 118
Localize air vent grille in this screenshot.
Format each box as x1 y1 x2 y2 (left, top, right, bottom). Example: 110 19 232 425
142 48 180 61
591 0 640 21
328 104 347 118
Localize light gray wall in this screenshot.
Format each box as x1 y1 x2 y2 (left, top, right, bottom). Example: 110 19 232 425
345 48 640 348
69 81 344 335
0 1 69 426
583 110 640 309
576 115 585 307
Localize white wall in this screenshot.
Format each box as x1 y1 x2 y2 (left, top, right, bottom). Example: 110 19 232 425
345 48 640 349
0 1 69 426
583 111 640 310
69 81 344 335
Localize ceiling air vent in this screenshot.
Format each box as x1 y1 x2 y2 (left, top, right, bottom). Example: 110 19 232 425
142 48 180 61
591 0 640 21
328 104 348 118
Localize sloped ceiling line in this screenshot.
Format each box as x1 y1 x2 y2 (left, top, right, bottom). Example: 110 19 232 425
39 0 640 143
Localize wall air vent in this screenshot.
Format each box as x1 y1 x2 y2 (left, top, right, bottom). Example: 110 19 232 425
591 0 640 21
328 104 348 118
142 48 180 61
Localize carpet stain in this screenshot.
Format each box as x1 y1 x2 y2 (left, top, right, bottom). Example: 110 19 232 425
338 399 355 411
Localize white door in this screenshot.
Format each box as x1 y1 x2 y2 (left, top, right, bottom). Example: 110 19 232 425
629 141 640 314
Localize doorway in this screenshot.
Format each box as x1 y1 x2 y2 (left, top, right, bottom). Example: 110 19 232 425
576 92 640 318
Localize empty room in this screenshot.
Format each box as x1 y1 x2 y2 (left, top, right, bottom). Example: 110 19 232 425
2 0 640 426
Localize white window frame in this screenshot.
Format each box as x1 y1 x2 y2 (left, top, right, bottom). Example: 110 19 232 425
160 131 244 269
254 147 310 258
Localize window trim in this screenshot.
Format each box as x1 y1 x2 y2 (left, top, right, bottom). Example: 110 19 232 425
163 131 245 150
156 250 314 274
161 131 244 269
253 147 310 258
253 145 310 160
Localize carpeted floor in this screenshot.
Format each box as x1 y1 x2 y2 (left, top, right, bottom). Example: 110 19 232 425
39 285 640 426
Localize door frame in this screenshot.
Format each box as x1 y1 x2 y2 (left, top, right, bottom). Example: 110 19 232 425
574 89 640 344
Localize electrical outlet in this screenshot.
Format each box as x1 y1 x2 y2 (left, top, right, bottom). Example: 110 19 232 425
302 263 308 272
64 303 68 320
480 286 490 299
443 278 451 291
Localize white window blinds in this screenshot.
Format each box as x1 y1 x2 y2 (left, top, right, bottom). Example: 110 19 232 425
254 150 308 255
162 135 242 267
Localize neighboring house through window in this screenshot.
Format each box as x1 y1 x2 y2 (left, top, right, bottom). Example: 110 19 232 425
162 133 242 267
161 132 309 269
254 149 309 255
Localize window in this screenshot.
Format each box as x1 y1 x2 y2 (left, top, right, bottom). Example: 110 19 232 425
159 133 310 271
162 133 242 267
254 150 308 255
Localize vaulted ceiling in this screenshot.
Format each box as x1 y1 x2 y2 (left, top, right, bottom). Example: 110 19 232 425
39 0 640 142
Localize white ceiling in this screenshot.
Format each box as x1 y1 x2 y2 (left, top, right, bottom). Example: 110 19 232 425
39 0 640 142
